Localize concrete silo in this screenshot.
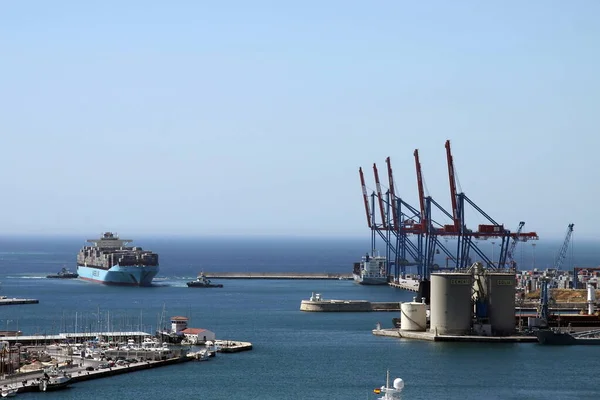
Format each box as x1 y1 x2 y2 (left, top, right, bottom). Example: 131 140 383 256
429 273 473 335
486 272 516 336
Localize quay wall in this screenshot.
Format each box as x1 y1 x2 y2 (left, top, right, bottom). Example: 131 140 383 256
372 328 537 343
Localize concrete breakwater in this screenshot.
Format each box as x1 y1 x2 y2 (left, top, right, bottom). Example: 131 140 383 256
204 272 352 280
300 296 401 312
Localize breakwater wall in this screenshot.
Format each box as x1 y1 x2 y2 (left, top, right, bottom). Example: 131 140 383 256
300 300 401 312
205 272 352 280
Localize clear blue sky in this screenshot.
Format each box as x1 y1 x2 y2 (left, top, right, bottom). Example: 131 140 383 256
1 1 599 239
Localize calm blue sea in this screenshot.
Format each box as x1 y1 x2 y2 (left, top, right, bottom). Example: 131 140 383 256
0 236 599 400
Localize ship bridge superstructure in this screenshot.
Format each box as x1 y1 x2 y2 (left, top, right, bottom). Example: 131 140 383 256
87 232 133 249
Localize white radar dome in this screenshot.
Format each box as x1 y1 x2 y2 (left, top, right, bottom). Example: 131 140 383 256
393 378 404 390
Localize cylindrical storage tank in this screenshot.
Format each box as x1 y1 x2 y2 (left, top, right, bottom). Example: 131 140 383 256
400 299 427 331
429 273 473 335
588 283 596 302
588 284 596 315
486 272 516 336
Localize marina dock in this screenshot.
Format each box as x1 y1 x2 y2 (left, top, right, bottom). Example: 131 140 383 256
0 297 39 306
0 338 253 394
0 331 152 345
218 340 253 352
372 328 537 343
204 272 352 280
0 355 194 394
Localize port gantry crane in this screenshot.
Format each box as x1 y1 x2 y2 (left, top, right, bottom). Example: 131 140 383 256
413 149 456 279
357 140 540 282
384 157 424 279
358 160 425 280
443 140 538 269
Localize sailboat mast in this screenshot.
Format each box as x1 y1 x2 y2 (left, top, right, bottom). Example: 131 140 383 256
386 369 390 388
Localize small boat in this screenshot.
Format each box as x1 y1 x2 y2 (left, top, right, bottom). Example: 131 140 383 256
536 328 600 345
189 349 210 361
46 267 78 279
186 273 223 288
373 370 404 400
38 369 72 392
1 386 17 397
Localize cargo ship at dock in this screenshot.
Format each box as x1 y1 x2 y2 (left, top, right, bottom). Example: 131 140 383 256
77 232 159 286
352 253 388 285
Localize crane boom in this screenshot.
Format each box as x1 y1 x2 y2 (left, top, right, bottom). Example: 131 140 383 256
373 163 387 230
445 140 460 230
359 167 372 228
555 223 574 270
385 157 399 231
413 149 427 233
506 221 525 267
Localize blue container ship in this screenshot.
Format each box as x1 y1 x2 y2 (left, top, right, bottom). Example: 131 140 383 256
76 232 159 286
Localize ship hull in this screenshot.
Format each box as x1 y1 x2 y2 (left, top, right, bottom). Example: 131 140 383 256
536 330 600 345
353 273 388 285
77 265 159 286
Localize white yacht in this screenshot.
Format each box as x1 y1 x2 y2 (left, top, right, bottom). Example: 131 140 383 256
374 370 404 400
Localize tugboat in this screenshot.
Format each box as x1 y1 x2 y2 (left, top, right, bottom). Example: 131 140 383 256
186 272 223 288
46 267 79 279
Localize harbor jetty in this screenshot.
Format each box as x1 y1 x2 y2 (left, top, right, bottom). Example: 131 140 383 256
204 272 352 280
300 293 400 312
0 337 253 394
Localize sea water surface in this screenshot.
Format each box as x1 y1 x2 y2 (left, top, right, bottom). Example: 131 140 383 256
0 236 599 400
